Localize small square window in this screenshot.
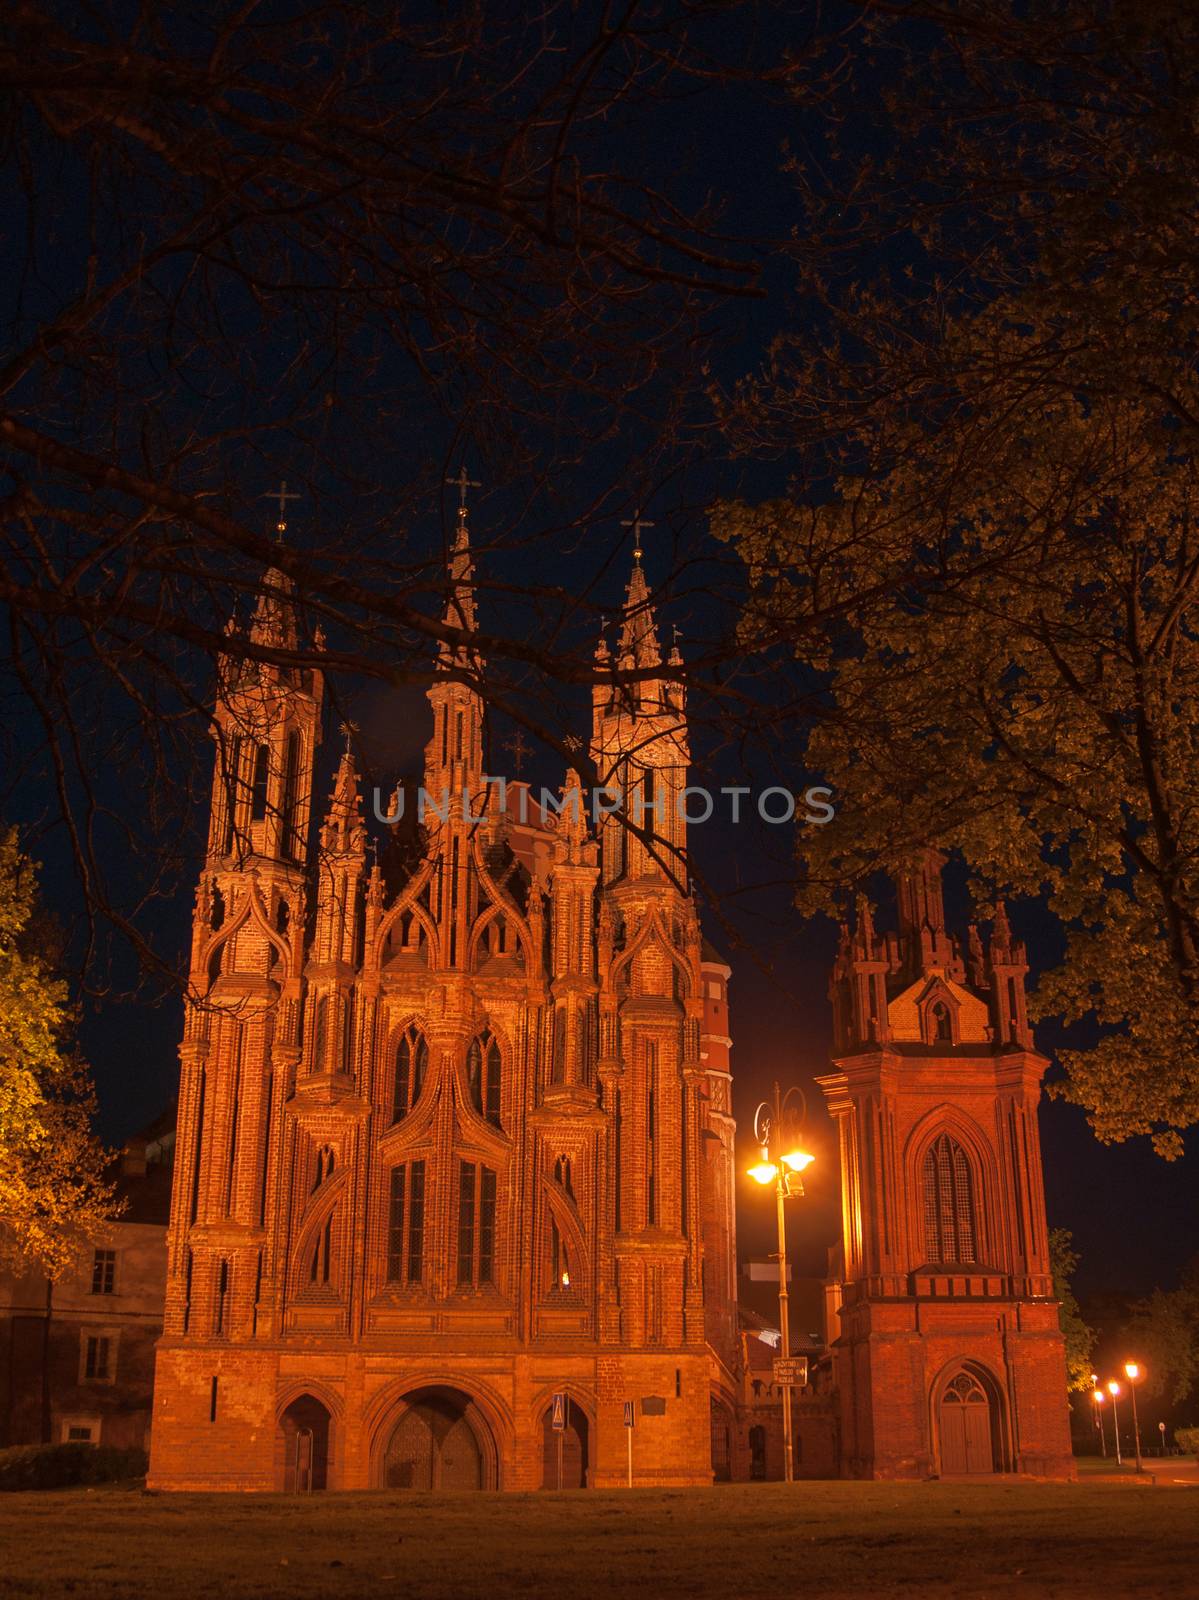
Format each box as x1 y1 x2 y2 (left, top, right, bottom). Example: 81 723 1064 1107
91 1249 117 1295
60 1416 100 1445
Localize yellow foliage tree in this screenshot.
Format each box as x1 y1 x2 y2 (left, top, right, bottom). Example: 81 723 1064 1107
0 827 118 1277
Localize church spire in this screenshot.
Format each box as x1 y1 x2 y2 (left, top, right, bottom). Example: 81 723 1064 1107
615 514 662 673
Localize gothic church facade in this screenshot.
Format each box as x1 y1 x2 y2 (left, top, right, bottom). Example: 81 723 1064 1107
148 512 739 1491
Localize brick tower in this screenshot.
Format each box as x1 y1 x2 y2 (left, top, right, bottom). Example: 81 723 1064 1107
817 853 1074 1479
148 507 739 1490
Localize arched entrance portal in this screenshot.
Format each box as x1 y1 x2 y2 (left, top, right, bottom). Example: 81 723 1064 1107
279 1395 331 1492
540 1398 589 1489
382 1387 496 1490
938 1370 999 1475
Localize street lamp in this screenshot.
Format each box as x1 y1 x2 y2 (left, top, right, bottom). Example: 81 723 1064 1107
1107 1380 1123 1467
747 1081 814 1485
1123 1362 1145 1472
1091 1384 1107 1458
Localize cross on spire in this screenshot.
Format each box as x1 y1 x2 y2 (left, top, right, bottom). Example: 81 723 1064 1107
621 507 655 561
339 719 359 754
449 465 481 515
504 727 531 776
263 479 301 539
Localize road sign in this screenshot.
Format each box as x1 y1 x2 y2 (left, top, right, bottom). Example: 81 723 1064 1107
552 1392 566 1432
623 1400 635 1428
773 1357 809 1387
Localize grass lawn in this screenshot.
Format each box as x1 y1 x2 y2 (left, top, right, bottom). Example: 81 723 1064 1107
1 1478 1195 1599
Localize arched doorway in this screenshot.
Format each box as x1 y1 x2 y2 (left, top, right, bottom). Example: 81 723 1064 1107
938 1369 998 1475
709 1397 732 1482
381 1387 495 1490
279 1395 331 1491
540 1397 589 1489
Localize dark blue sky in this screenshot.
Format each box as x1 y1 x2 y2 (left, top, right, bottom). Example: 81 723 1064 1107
5 2 1196 1304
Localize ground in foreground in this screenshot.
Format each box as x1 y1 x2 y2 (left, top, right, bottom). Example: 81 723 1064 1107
0 1479 1194 1599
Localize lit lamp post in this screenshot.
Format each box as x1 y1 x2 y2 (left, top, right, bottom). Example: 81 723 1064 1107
747 1082 814 1486
1091 1378 1107 1458
1123 1362 1145 1472
1107 1379 1123 1467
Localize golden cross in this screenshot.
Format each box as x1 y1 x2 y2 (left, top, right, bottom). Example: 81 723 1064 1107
263 480 301 539
449 465 482 514
339 719 359 754
621 507 655 561
504 728 531 776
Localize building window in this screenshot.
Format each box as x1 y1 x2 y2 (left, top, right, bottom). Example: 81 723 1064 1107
922 1133 978 1264
549 1217 571 1291
90 1249 117 1295
392 1027 428 1122
467 1030 502 1128
61 1417 100 1445
81 1334 114 1383
553 1155 574 1200
457 1161 497 1288
387 1162 426 1285
250 742 270 821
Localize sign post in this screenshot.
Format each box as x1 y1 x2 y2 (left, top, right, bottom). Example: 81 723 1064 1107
552 1392 566 1490
773 1357 809 1388
623 1400 634 1488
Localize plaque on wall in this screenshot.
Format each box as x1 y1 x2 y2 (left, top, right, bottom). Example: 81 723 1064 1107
640 1395 668 1416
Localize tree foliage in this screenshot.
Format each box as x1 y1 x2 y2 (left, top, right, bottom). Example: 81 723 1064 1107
1123 1258 1199 1406
713 0 1199 1153
0 826 117 1277
1049 1229 1095 1393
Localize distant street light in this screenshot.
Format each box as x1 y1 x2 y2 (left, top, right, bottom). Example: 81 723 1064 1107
1123 1362 1145 1472
1107 1380 1124 1467
746 1081 814 1485
1091 1385 1107 1458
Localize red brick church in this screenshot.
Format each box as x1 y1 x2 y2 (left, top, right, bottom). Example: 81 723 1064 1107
147 511 1071 1489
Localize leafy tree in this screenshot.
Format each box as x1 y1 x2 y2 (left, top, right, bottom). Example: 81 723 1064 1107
713 1 1199 1154
1123 1258 1199 1405
0 827 117 1277
1049 1229 1096 1392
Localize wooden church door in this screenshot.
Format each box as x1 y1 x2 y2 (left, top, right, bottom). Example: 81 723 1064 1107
939 1372 995 1474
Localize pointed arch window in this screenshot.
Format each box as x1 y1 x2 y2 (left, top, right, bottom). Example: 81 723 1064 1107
282 730 301 860
467 1029 502 1128
250 742 270 822
553 1155 574 1200
313 1145 335 1191
392 1027 429 1123
550 1217 571 1292
922 1133 977 1264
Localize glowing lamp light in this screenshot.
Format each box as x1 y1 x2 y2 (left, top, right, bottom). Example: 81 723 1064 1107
1107 1379 1121 1397
781 1149 815 1174
748 1159 779 1186
561 1270 570 1288
1124 1361 1140 1381
1093 1390 1105 1404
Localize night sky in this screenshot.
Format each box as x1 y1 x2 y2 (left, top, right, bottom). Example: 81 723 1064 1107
7 6 1197 1309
